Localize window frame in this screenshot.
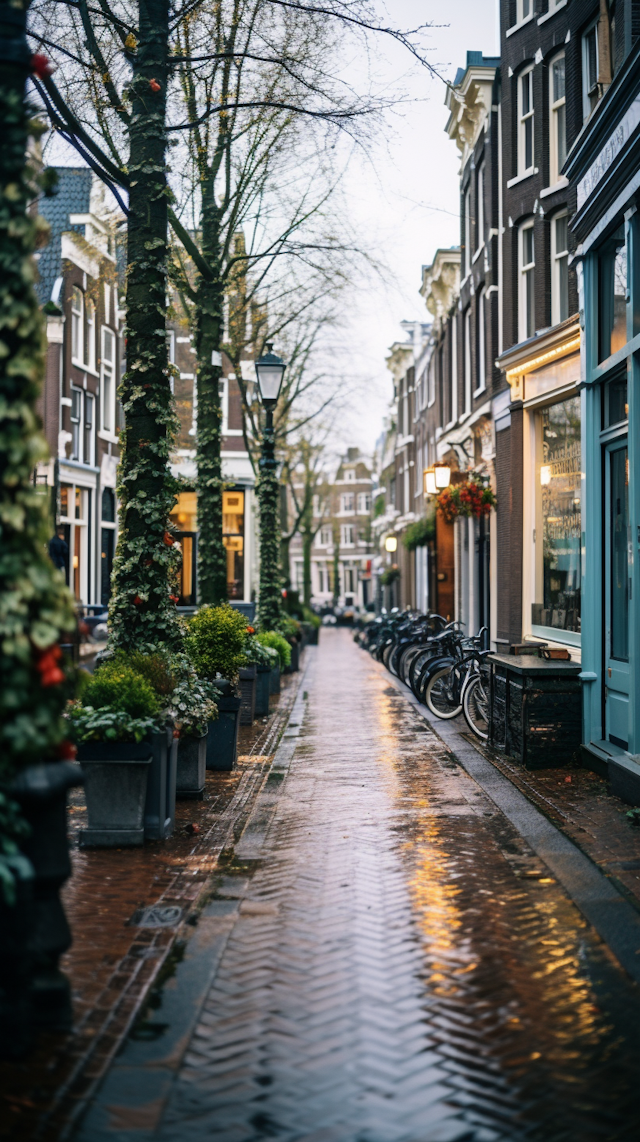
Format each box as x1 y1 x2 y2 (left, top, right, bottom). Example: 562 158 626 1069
83 391 94 466
340 523 354 547
475 289 487 395
517 0 531 21
463 307 472 415
71 286 84 364
70 386 83 461
549 51 566 185
463 184 471 275
518 67 535 177
551 211 569 326
450 313 458 423
341 492 355 513
519 219 536 342
475 162 485 254
100 325 116 436
582 19 599 122
85 299 96 371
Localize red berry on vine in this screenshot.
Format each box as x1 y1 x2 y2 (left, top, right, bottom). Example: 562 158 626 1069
149 78 161 92
31 53 56 78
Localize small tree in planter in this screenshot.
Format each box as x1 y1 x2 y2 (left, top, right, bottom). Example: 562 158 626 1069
67 665 163 847
185 605 248 770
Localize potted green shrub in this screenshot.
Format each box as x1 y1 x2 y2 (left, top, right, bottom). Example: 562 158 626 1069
68 664 162 847
257 630 291 695
185 605 247 771
300 607 321 647
171 673 219 799
278 615 301 674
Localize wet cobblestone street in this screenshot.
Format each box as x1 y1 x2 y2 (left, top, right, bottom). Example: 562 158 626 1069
79 629 640 1142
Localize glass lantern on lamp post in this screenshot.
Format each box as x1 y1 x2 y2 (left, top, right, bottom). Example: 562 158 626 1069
255 345 286 631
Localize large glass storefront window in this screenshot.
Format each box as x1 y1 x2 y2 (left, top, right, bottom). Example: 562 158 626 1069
223 489 245 599
170 491 198 606
599 227 627 362
531 395 581 643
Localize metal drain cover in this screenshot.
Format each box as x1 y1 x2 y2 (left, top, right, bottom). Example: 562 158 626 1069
130 904 183 928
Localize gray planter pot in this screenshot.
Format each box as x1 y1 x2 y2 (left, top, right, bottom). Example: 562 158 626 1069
255 664 272 717
206 696 241 771
269 664 281 694
176 732 207 799
77 742 153 847
144 727 177 840
239 665 256 725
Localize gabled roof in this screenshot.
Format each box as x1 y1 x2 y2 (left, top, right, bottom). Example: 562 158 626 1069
36 167 92 305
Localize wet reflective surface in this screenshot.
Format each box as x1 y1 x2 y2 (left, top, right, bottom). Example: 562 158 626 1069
84 630 640 1141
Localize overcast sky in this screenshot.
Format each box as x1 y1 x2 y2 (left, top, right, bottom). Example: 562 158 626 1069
334 0 498 456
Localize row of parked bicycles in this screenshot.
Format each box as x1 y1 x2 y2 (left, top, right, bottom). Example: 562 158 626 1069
356 609 491 740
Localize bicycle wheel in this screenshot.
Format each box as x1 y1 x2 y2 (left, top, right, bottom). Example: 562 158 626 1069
425 665 463 719
463 673 490 740
399 645 421 685
409 648 438 698
382 643 395 671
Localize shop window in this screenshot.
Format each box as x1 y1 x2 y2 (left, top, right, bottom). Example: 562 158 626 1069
71 286 84 363
610 446 629 662
518 69 534 176
551 213 569 325
531 396 581 641
549 53 566 185
602 369 628 428
519 221 535 341
599 227 627 361
582 20 599 121
101 327 116 433
222 489 244 599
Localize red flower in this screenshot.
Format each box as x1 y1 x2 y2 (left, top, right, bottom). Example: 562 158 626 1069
133 594 143 606
35 644 65 687
149 78 161 92
169 594 179 603
31 53 56 78
163 531 175 546
56 740 77 760
246 625 255 635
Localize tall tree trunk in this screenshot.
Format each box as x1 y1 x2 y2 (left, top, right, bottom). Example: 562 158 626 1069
109 0 181 651
332 527 340 604
194 196 227 605
302 525 312 607
0 0 75 773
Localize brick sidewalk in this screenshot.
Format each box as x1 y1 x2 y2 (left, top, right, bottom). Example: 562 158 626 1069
75 628 640 1142
0 665 305 1142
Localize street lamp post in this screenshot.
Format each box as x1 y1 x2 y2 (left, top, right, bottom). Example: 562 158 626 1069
255 344 286 630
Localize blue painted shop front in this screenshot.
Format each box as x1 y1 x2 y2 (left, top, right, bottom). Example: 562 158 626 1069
566 42 640 801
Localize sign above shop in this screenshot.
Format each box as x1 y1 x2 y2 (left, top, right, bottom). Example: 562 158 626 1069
577 95 640 210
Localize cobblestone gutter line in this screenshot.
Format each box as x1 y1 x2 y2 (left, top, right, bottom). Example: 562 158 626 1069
0 660 310 1142
380 661 640 987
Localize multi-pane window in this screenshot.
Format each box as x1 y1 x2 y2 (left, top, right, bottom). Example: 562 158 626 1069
357 492 371 513
476 163 484 251
320 526 332 546
83 393 94 465
582 22 599 121
519 222 536 341
70 387 82 460
464 185 471 275
476 290 486 393
101 327 116 433
598 227 628 362
71 287 84 363
517 0 531 21
463 308 472 414
549 53 566 185
340 524 354 546
518 69 534 175
551 213 569 326
86 300 95 370
341 492 355 513
450 314 458 422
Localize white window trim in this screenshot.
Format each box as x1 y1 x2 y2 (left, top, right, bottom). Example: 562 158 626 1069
85 299 96 373
218 376 229 434
451 314 458 423
507 169 538 189
474 289 487 397
100 325 117 442
551 211 569 327
475 163 484 255
464 185 471 276
518 67 535 179
540 176 569 198
538 0 567 24
71 286 84 366
582 19 599 123
518 220 536 343
463 308 472 416
549 51 566 187
506 11 535 37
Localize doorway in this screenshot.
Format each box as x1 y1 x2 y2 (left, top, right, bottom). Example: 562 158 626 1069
604 440 629 748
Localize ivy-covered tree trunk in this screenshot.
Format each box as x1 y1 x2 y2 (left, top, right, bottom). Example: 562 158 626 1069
257 408 282 631
194 194 227 605
108 0 181 651
302 521 313 607
332 527 340 605
0 0 76 778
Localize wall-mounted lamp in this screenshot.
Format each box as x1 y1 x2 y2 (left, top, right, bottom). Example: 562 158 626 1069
424 467 437 496
385 536 398 553
434 462 451 489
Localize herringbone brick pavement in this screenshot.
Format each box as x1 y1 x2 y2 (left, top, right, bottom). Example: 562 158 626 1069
150 629 640 1141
